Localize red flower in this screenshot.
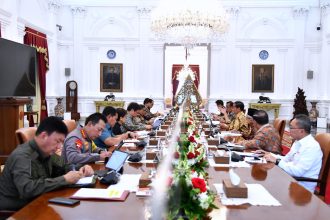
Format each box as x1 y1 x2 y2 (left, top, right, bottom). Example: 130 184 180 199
187 152 195 159
188 136 196 143
191 177 207 193
174 152 180 159
187 121 193 125
167 177 173 186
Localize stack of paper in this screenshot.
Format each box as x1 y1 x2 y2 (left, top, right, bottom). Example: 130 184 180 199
71 188 129 201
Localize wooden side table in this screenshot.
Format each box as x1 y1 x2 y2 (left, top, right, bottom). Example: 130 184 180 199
249 103 281 118
94 101 125 112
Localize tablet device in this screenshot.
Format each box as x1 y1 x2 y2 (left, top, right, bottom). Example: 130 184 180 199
105 150 130 172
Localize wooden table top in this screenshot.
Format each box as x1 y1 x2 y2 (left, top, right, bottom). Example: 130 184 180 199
10 161 330 220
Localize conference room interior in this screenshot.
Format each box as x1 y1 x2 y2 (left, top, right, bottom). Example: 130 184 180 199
1 0 330 219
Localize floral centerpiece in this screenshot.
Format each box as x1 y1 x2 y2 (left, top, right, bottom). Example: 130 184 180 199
167 110 217 219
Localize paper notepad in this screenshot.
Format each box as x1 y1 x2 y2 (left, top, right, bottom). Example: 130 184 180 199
76 176 94 185
71 188 129 201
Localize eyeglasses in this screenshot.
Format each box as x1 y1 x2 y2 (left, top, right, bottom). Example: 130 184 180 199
289 127 302 130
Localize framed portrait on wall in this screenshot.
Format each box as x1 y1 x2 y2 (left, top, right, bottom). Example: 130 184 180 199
252 64 274 93
100 63 123 92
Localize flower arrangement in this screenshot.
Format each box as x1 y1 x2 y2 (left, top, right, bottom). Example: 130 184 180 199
167 163 217 219
167 110 217 219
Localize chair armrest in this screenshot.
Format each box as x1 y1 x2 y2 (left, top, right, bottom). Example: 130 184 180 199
293 176 320 183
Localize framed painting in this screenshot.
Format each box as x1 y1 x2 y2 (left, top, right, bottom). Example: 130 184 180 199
252 64 274 93
100 63 123 92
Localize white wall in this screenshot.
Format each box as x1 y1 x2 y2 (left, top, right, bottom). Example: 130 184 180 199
1 0 330 121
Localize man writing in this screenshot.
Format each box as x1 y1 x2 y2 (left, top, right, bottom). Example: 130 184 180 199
0 117 94 211
62 113 112 164
94 106 137 149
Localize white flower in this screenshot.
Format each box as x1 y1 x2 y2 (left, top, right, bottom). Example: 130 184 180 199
198 192 210 210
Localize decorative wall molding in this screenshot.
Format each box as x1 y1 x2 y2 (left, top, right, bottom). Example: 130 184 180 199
71 6 86 17
321 3 330 16
48 0 61 14
136 6 151 17
225 7 240 17
292 6 310 18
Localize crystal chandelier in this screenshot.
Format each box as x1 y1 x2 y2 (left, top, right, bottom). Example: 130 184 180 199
151 0 229 48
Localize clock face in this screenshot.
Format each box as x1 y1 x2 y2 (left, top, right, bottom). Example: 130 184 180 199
69 81 77 90
259 50 269 60
107 50 116 59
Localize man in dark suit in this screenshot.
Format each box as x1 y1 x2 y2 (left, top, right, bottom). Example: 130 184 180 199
255 67 272 91
104 66 120 90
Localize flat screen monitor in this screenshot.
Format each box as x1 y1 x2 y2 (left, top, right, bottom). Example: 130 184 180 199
0 38 37 97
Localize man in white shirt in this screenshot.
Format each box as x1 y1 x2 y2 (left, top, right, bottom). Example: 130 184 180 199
264 114 323 192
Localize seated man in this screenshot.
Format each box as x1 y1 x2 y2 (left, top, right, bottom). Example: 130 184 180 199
237 110 281 154
136 104 154 125
62 113 112 164
226 101 235 122
211 100 226 122
94 106 137 149
0 117 94 211
123 102 152 131
221 101 251 141
143 98 162 121
264 114 323 192
112 108 128 135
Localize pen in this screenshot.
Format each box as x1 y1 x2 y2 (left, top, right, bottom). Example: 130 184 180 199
71 164 76 171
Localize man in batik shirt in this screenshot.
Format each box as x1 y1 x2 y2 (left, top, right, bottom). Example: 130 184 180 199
237 110 281 154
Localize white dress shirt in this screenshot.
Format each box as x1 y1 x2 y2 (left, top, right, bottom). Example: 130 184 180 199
278 134 323 192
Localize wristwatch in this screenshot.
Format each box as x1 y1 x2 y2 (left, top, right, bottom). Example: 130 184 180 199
275 158 281 165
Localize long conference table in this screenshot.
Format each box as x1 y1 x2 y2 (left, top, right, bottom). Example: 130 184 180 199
10 155 330 220
10 138 330 220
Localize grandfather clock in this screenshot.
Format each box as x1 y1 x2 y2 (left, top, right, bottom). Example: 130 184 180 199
66 80 80 121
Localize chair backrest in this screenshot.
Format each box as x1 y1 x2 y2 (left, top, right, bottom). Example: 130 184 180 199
315 133 330 196
273 118 286 142
15 127 37 144
63 120 77 133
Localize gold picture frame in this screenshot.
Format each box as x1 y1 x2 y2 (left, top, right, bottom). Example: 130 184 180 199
100 63 123 92
252 64 274 93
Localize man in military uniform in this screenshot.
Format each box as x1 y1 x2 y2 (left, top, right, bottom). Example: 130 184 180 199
0 117 94 211
123 102 152 131
62 113 112 164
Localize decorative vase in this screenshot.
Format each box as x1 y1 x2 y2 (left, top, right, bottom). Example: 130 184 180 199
54 97 64 119
309 101 319 127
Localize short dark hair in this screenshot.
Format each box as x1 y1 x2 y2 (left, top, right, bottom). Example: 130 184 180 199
215 100 224 106
226 101 233 107
293 114 311 134
143 98 153 105
234 101 244 111
102 106 117 117
85 113 107 126
127 102 142 111
36 116 68 136
252 110 269 125
116 108 127 121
